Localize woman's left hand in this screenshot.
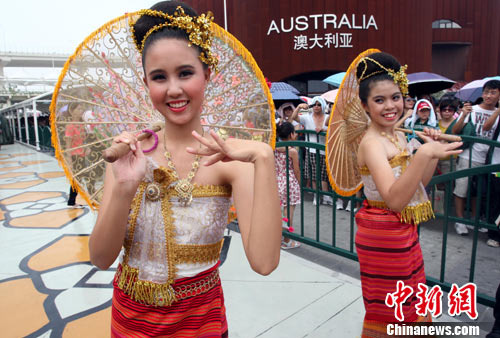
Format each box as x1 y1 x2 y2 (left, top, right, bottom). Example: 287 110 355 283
416 127 441 143
187 130 272 166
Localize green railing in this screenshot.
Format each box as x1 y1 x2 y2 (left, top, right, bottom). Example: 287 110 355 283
426 163 500 307
277 130 500 307
279 139 361 261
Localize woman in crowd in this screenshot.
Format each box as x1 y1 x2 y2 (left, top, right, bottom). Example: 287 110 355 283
291 96 332 205
437 97 459 174
274 122 301 249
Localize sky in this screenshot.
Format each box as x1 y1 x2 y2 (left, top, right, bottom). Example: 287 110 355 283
0 0 154 82
0 0 153 53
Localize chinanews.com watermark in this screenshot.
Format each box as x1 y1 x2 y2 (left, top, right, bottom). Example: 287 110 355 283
384 281 482 336
387 323 480 336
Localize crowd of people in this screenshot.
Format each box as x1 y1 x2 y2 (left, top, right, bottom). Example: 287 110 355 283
275 79 500 249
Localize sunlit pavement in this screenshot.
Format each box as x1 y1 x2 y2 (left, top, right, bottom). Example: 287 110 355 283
0 143 489 337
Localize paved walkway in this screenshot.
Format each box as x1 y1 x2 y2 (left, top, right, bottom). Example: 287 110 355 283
0 143 490 337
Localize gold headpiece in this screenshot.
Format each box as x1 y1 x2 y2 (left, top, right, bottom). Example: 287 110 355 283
131 6 218 71
357 57 409 96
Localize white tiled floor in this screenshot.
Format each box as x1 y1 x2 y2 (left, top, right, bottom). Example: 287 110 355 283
221 231 363 337
0 143 490 337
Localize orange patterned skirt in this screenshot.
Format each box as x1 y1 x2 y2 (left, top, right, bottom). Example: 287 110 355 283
355 201 431 337
111 263 227 337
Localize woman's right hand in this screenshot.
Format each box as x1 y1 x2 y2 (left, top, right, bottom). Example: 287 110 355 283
110 131 146 186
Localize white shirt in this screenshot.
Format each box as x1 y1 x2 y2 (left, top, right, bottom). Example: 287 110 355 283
299 112 329 154
276 117 299 128
458 105 499 163
491 126 500 166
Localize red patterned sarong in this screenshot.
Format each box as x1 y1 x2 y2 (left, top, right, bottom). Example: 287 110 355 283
111 263 227 337
355 201 431 337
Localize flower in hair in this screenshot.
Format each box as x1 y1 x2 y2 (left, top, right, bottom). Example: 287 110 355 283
131 6 218 71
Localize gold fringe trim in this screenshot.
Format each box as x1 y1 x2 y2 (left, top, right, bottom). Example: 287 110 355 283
400 200 434 225
116 264 177 307
211 22 276 149
367 200 435 225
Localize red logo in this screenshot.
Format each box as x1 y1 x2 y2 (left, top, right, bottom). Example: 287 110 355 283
385 281 414 321
415 283 443 318
448 283 478 319
386 282 477 321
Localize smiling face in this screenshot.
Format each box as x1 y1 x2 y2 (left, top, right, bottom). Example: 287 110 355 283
361 80 404 131
481 87 500 109
143 38 210 127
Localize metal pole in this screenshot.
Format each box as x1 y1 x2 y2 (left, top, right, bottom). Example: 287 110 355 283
16 108 21 142
33 100 40 150
4 110 14 139
10 110 15 141
23 106 29 145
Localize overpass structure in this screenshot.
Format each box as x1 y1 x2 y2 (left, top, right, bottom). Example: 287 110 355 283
0 51 69 106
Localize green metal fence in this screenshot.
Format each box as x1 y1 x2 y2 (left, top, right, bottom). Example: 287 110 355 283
277 130 500 307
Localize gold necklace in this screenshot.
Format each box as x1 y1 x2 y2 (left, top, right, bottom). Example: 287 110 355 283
381 131 403 152
163 131 202 207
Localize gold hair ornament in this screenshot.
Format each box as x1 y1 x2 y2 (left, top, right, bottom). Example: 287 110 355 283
131 6 218 71
357 57 409 96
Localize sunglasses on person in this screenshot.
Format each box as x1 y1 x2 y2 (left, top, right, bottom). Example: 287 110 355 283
441 107 456 112
310 103 322 108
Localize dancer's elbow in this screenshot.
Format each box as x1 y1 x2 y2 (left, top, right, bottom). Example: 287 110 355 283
90 255 113 270
250 256 279 276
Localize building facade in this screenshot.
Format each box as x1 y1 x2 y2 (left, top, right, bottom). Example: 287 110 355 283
185 0 500 94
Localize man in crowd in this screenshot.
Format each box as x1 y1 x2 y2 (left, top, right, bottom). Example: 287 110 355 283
451 80 500 236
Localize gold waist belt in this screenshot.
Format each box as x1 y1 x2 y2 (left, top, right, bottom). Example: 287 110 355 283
118 239 224 307
116 264 220 306
366 199 434 225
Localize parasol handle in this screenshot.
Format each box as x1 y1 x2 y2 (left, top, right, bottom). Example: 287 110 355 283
102 125 162 163
396 128 462 142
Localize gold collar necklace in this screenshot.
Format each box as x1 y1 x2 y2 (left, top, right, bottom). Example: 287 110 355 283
380 131 403 152
163 130 202 207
